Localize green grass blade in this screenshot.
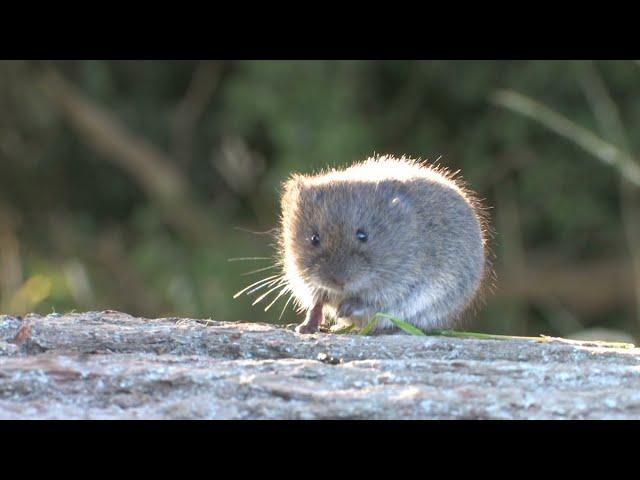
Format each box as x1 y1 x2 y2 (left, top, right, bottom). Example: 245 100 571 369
425 329 541 341
374 313 426 336
351 312 635 348
359 316 379 336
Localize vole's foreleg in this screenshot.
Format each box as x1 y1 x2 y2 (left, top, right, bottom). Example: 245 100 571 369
295 301 324 334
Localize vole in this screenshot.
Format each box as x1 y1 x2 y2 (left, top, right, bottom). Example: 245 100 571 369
236 155 490 334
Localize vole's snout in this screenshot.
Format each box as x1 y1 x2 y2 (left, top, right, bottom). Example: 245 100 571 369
316 264 351 291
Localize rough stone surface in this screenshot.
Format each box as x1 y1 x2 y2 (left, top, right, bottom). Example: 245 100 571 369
1 311 640 419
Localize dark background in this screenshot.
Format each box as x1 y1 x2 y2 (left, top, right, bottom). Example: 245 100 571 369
1 60 638 342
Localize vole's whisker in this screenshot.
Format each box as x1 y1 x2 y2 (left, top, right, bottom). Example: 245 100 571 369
227 257 272 262
241 265 279 276
251 280 288 306
279 292 295 321
264 285 291 312
244 276 284 296
233 274 281 298
233 226 279 236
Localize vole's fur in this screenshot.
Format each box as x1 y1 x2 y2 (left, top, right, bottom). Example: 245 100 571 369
277 155 490 334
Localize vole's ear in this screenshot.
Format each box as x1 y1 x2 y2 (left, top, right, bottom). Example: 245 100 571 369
385 180 411 211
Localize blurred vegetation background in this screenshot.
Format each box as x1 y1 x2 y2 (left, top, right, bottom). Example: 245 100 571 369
2 60 640 342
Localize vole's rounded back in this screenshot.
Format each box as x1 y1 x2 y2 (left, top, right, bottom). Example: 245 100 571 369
278 155 490 333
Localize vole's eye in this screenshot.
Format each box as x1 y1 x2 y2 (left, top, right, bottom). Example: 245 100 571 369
310 233 320 246
356 229 368 242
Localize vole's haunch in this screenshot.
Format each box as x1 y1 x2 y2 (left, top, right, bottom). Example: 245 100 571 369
235 155 491 334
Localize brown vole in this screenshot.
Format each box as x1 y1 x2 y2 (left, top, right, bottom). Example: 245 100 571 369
236 155 490 334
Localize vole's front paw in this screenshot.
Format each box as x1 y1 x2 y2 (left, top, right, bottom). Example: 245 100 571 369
295 302 324 334
337 298 368 318
295 321 319 334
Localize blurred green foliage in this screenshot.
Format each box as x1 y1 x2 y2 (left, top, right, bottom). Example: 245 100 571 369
1 60 639 340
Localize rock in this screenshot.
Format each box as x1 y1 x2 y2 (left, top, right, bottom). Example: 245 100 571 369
0 311 639 419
